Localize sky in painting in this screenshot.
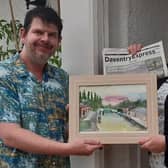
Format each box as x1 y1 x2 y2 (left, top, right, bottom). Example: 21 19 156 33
80 84 146 101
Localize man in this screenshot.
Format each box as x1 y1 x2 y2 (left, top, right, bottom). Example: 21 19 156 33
129 44 167 168
0 7 102 168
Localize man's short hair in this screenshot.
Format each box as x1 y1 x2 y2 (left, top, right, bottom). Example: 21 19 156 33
24 7 63 37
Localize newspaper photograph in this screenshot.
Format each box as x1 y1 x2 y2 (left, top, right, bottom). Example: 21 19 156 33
103 41 168 77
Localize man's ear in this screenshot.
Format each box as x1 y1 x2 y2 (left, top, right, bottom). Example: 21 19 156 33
58 36 62 47
19 27 26 44
59 36 62 42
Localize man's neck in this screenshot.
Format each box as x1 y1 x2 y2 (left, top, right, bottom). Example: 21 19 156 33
20 52 45 81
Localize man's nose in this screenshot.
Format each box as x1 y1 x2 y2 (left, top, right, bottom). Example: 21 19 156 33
41 33 49 41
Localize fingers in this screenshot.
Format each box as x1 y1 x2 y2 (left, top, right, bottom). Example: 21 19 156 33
66 104 69 111
84 139 103 150
138 136 152 151
128 44 143 55
70 138 103 155
139 136 151 145
88 144 103 152
138 135 166 153
84 139 101 145
82 139 103 155
140 140 152 150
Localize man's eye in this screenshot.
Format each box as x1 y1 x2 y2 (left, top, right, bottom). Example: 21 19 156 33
35 31 43 35
49 33 58 38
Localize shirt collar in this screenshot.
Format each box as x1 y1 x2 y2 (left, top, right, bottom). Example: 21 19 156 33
11 53 49 82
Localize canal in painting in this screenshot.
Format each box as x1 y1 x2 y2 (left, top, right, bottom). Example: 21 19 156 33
98 112 143 131
80 111 145 132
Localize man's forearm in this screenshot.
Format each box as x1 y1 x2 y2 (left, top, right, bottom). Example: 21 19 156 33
0 123 69 155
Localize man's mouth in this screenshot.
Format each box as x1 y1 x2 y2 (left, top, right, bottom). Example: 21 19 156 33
37 44 52 52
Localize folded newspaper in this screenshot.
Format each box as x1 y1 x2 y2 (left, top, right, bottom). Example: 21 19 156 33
103 41 168 77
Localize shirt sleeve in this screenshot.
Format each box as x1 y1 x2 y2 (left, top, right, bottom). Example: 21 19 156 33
165 135 168 166
64 72 69 141
164 95 168 166
0 70 20 124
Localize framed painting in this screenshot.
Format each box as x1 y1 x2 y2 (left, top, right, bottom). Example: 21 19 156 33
69 73 158 144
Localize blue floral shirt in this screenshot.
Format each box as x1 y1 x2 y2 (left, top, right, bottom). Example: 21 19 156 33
0 53 70 168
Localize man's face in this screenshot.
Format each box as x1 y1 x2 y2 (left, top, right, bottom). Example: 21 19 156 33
20 17 61 65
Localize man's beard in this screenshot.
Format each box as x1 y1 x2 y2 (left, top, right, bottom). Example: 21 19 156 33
32 53 51 65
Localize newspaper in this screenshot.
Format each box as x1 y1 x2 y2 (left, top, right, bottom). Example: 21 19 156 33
103 41 168 77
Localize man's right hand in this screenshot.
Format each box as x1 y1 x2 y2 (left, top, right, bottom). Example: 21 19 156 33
66 138 103 156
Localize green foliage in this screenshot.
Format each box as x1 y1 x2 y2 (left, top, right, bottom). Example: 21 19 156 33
80 90 103 110
0 19 22 61
48 46 62 68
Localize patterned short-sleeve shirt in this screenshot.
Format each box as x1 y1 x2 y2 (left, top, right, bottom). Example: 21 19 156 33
0 53 70 168
149 80 168 168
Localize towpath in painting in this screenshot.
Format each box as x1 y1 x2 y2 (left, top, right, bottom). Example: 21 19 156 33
79 84 147 132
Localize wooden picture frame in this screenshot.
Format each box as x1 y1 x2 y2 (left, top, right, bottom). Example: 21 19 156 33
69 73 158 144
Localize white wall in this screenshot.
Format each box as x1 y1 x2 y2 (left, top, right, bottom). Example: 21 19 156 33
61 0 98 75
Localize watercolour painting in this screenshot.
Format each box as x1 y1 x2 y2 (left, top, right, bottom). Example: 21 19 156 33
69 73 158 144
